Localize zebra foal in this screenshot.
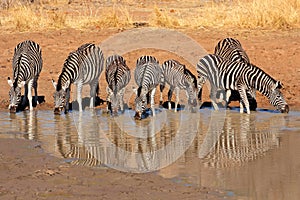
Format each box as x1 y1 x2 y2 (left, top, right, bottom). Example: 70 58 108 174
160 59 198 112
105 55 131 116
52 43 104 114
134 55 162 120
197 54 289 114
214 37 257 110
7 40 43 112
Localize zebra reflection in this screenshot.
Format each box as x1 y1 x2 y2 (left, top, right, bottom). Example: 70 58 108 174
200 112 284 168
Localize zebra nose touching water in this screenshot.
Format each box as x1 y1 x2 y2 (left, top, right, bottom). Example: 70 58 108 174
160 59 198 112
7 40 43 113
197 54 289 114
52 43 104 115
105 55 131 116
134 55 162 120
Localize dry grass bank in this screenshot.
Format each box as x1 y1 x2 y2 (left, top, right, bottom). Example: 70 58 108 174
0 0 299 32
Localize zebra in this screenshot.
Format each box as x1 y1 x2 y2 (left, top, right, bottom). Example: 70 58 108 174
105 54 131 116
134 55 162 120
52 43 104 114
214 38 257 110
196 54 289 114
160 59 198 112
7 40 43 113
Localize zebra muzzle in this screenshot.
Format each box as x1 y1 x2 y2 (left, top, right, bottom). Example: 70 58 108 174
9 105 17 113
54 107 63 115
134 112 142 120
281 104 289 113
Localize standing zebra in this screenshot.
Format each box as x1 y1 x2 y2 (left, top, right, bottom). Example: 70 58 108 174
134 55 162 120
214 37 257 110
197 54 289 114
7 40 43 112
160 59 198 112
52 43 104 114
105 54 131 115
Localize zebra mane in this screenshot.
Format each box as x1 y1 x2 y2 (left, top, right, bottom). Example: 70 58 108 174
77 43 95 53
184 68 197 89
13 54 24 88
56 52 76 91
137 86 143 97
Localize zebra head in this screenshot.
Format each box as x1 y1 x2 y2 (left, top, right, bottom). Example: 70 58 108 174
134 87 147 120
184 70 198 111
52 79 70 115
269 81 289 113
106 86 120 116
7 77 24 113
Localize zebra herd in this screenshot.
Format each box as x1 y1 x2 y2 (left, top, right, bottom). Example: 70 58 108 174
7 38 289 118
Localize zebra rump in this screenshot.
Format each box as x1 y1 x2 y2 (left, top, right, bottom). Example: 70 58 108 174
214 37 257 111
197 54 289 114
52 43 104 114
105 54 131 115
7 40 43 113
134 55 161 119
160 59 197 112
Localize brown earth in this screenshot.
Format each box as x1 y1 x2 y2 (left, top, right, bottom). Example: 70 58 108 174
0 25 299 200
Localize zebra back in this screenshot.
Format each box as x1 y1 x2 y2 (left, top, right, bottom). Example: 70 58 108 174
134 56 161 95
56 43 104 91
105 55 131 95
12 40 42 86
214 38 250 64
162 59 197 89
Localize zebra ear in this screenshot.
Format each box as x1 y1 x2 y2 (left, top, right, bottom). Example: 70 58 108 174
7 77 13 87
51 79 57 89
273 81 284 90
62 80 70 91
18 81 25 88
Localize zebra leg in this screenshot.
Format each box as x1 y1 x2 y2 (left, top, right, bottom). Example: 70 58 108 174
150 88 156 116
210 86 219 111
77 82 83 112
238 86 250 114
33 78 39 105
119 88 126 113
225 90 231 108
174 87 180 112
89 81 98 109
27 79 34 111
168 86 174 110
159 82 165 105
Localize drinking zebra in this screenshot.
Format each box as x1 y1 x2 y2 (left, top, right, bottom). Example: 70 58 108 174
160 59 198 112
7 40 43 113
134 55 162 120
214 38 257 110
197 54 289 114
52 43 104 114
105 54 131 116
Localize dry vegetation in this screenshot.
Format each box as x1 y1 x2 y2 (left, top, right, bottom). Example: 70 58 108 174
0 0 299 32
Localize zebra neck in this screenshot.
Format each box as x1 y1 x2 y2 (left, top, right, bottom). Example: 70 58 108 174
57 73 72 91
252 73 275 98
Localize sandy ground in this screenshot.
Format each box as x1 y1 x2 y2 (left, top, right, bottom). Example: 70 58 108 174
0 19 299 200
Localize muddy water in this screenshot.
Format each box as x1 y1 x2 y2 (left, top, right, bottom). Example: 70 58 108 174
0 108 299 199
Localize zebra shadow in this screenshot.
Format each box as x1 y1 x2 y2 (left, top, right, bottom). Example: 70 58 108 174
69 97 106 111
16 95 45 112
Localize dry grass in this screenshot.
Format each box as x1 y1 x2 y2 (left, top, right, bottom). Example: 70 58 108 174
0 0 299 32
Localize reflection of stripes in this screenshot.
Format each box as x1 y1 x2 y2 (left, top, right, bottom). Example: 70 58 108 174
105 55 131 114
134 56 162 118
214 38 256 109
197 54 288 114
202 115 280 168
160 59 197 111
9 40 43 110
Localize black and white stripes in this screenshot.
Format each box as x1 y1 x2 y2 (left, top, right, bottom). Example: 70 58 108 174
134 55 162 119
52 43 104 114
196 54 289 114
160 59 197 112
7 40 43 112
105 54 131 115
